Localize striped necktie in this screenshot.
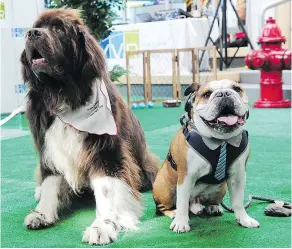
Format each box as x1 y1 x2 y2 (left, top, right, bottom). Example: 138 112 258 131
214 142 227 181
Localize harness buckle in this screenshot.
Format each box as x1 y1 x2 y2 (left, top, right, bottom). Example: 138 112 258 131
179 113 190 128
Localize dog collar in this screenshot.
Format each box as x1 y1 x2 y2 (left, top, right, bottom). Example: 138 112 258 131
180 113 243 149
201 133 243 150
57 79 117 136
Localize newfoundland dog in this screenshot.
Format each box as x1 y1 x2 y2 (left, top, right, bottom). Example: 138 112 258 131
21 9 158 245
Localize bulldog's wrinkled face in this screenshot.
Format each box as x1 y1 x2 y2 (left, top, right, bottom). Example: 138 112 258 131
188 79 249 140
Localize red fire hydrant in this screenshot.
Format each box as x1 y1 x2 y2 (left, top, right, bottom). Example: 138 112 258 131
246 17 291 108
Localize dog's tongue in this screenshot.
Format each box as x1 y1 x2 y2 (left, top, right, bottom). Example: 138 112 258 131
217 115 238 126
32 58 46 65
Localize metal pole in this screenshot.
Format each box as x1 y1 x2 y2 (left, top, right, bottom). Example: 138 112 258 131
199 0 222 66
222 0 228 69
218 8 224 70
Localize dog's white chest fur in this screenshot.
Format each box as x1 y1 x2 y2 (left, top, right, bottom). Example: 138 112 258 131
44 118 85 190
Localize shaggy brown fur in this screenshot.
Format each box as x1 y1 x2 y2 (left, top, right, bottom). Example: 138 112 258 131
21 8 158 233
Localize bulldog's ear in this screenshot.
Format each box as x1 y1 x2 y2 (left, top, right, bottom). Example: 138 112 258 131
246 110 249 120
184 82 199 96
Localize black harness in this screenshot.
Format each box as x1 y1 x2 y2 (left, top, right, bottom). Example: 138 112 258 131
167 127 249 184
167 151 178 171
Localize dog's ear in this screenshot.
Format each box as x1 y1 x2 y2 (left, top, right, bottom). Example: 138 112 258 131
20 50 31 83
184 82 199 96
78 26 107 80
246 110 249 120
184 83 200 117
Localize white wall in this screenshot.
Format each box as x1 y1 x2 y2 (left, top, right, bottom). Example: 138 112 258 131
276 1 291 49
246 0 276 49
0 0 45 114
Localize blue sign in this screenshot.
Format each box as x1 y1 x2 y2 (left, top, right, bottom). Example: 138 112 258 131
15 84 28 94
11 28 25 38
100 31 125 59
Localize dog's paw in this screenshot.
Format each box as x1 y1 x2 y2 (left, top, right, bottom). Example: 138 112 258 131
204 205 224 216
118 214 139 232
164 210 176 219
82 218 120 245
190 202 203 215
237 215 260 228
24 211 53 230
170 216 190 233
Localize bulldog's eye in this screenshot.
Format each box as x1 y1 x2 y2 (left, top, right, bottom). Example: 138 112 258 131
203 91 212 98
233 86 242 93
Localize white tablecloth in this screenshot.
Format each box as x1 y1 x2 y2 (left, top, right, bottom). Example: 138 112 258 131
113 17 216 50
110 18 219 74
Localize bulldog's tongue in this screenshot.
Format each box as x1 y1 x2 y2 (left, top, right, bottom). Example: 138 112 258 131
217 115 238 126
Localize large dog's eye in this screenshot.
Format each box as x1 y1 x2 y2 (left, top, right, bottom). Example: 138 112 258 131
53 26 63 33
233 86 242 93
203 91 212 98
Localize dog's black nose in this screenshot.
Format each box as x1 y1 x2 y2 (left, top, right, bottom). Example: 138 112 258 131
27 29 42 40
216 91 232 98
216 92 224 98
225 91 231 97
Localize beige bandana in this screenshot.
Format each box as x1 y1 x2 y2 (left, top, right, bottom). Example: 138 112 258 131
57 79 117 135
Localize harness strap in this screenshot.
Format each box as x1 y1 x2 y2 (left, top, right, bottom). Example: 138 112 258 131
167 151 177 171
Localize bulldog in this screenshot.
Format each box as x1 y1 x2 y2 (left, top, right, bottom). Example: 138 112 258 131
153 79 260 233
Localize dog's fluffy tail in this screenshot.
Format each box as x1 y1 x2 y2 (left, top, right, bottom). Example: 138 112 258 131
139 152 159 192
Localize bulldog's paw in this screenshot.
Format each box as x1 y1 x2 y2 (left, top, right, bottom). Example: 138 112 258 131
204 205 224 216
24 211 54 230
237 215 260 228
170 216 190 233
82 218 120 245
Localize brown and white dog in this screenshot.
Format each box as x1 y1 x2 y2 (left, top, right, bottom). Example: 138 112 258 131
153 79 260 233
21 9 158 245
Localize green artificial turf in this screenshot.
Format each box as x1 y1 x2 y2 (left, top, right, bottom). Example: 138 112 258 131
1 106 291 248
